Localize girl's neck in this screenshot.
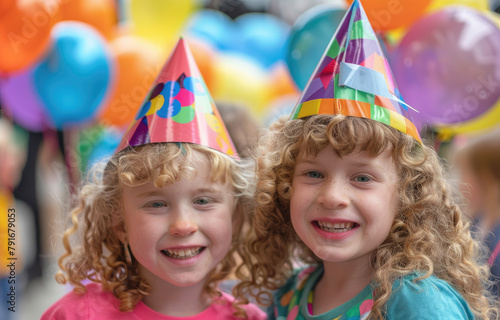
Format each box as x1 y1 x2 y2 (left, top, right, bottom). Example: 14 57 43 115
313 260 373 315
142 276 212 316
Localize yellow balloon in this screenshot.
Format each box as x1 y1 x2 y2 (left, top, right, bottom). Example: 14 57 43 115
130 0 197 47
210 53 273 120
437 100 500 139
427 0 488 12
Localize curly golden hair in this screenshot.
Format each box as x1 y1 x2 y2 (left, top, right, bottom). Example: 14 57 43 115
55 142 255 315
234 114 497 319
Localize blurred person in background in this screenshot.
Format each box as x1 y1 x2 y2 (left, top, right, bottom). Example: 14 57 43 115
454 128 500 298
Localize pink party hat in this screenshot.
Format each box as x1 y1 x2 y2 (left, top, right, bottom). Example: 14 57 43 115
115 38 238 157
291 0 421 143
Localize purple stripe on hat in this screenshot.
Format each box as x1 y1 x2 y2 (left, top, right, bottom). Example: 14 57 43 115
129 117 150 147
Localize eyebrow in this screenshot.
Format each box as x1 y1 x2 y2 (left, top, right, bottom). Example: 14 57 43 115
133 187 223 199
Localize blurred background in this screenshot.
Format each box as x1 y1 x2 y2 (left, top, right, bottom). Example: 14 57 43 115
2 0 500 318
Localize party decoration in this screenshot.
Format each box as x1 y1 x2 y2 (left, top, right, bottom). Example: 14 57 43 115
184 9 235 52
391 6 500 126
286 4 347 90
210 52 272 119
234 13 290 69
0 0 61 73
345 0 432 31
427 0 488 12
116 38 238 158
0 67 49 131
33 21 115 129
99 35 163 128
59 0 117 39
0 0 15 18
130 0 196 47
291 0 421 143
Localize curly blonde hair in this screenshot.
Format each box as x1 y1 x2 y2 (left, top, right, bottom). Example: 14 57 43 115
234 114 497 319
56 142 255 315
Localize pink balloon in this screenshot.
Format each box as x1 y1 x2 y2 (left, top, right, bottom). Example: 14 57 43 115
391 7 500 125
0 67 50 131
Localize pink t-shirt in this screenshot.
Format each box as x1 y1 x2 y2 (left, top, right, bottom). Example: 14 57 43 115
41 283 266 320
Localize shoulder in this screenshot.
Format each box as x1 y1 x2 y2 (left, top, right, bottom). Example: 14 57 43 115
40 283 122 320
268 265 320 319
211 292 266 320
386 274 474 320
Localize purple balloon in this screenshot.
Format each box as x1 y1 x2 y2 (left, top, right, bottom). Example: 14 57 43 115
391 7 500 125
0 67 49 131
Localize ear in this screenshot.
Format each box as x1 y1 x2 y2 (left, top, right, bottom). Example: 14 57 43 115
112 221 127 244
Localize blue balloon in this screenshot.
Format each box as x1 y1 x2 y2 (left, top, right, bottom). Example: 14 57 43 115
184 10 236 51
34 21 114 129
235 13 290 69
286 4 346 90
86 127 123 170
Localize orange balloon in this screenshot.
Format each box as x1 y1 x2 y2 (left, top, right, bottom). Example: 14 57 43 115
99 35 163 127
0 0 61 73
345 0 432 31
60 0 117 39
269 62 299 101
0 0 15 18
186 38 216 92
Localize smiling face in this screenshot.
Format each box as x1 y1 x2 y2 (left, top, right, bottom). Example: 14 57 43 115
290 146 399 265
117 158 235 289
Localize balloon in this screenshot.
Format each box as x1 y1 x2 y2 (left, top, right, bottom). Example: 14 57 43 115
286 4 346 90
427 0 488 11
435 11 500 137
269 61 299 101
210 53 272 118
59 0 117 39
186 38 217 91
0 0 61 73
130 0 197 47
269 0 346 25
79 125 122 172
184 9 235 51
234 13 290 69
391 7 500 126
437 100 500 139
33 21 115 129
0 0 15 18
0 66 49 131
99 35 163 128
345 0 432 31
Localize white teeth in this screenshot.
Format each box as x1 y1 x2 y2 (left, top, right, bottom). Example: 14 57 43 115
317 221 354 233
163 247 202 259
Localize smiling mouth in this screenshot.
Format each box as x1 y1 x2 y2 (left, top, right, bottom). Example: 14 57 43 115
316 221 357 233
161 247 205 259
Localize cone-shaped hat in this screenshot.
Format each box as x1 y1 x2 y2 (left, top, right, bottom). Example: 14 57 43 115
290 0 421 143
115 38 239 157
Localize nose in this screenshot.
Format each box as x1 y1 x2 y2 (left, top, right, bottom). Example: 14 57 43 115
169 210 198 236
317 178 350 209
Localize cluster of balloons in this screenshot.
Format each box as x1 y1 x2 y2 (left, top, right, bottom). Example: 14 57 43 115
284 0 500 138
0 0 300 170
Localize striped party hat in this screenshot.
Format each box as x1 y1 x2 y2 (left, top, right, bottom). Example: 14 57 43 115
115 37 238 157
290 0 421 143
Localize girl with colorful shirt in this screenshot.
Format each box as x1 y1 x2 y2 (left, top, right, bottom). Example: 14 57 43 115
234 1 498 319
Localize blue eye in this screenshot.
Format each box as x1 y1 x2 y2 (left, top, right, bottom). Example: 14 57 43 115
194 198 211 205
148 201 166 208
354 175 371 182
306 171 323 179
